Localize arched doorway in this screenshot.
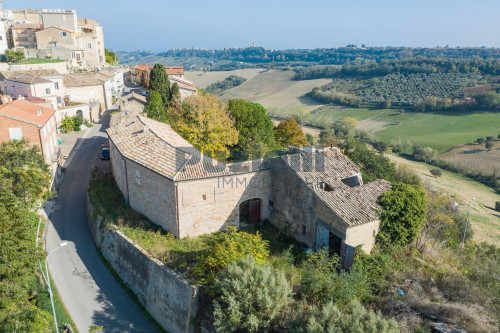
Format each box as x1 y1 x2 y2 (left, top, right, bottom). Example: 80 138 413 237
76 109 83 120
239 198 262 224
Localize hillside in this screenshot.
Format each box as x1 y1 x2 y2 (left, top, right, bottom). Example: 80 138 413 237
185 69 332 112
387 154 500 246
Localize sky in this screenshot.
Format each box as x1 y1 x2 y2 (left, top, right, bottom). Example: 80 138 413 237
7 0 500 51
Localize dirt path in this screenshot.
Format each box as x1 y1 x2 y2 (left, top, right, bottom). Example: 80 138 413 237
387 154 500 246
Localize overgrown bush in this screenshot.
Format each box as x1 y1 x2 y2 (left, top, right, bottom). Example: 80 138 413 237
288 299 399 333
194 226 269 284
495 201 500 212
377 183 427 247
213 256 292 332
430 168 442 178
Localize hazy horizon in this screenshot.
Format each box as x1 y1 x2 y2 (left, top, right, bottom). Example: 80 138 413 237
8 0 500 51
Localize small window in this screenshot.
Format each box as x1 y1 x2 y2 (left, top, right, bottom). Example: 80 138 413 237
302 225 307 234
87 43 92 49
61 32 67 37
54 82 59 90
135 170 141 185
0 36 3 40
45 88 51 94
8 128 22 140
202 194 207 201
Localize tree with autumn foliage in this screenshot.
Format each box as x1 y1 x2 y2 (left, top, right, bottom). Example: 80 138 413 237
273 117 308 148
169 93 239 158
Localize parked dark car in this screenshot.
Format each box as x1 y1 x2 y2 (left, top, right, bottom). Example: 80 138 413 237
101 148 110 160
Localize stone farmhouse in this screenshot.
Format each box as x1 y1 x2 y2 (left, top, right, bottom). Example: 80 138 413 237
107 115 391 267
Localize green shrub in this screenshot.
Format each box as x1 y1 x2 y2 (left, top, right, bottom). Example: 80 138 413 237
72 115 83 131
377 183 427 247
194 226 269 284
496 201 500 212
213 256 293 332
59 115 74 133
288 299 399 333
430 168 442 178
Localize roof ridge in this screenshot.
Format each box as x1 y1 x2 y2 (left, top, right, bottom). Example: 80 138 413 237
136 116 195 178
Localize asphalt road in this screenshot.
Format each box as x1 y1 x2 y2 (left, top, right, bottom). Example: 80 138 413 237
45 111 159 332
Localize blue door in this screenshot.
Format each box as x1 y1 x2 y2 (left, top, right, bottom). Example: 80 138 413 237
315 224 329 249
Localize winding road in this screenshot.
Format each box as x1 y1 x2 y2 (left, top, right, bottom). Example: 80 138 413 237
44 110 159 332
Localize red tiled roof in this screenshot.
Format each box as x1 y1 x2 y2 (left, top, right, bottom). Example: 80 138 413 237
171 81 197 92
133 64 153 71
165 66 184 76
0 100 55 127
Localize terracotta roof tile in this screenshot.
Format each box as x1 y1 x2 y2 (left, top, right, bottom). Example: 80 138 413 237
0 100 55 126
133 64 153 71
7 73 52 84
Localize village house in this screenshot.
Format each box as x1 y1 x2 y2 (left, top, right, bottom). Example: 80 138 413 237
0 99 62 189
7 22 41 49
107 115 390 267
130 64 197 98
0 69 91 125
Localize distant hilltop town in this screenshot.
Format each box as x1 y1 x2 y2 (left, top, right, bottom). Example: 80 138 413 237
0 2 105 70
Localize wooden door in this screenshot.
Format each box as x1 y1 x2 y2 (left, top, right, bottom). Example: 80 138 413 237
248 199 261 224
315 224 329 249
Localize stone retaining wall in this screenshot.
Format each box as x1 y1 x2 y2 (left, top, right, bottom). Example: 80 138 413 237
86 194 200 333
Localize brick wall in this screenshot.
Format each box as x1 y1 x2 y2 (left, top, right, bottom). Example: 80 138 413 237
176 170 272 238
0 114 57 165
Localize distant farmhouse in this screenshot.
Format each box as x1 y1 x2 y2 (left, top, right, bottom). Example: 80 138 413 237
107 115 390 268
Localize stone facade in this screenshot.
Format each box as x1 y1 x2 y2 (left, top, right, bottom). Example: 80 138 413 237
177 171 272 238
107 116 391 262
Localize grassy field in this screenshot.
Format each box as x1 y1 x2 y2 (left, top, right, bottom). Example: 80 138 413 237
185 69 331 112
387 154 500 246
298 106 500 153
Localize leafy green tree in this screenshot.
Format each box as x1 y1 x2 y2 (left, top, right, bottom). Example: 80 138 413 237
0 140 52 331
213 256 293 332
145 90 165 121
227 99 276 153
172 93 239 158
289 299 399 333
318 129 338 147
382 99 392 109
0 139 52 205
486 136 494 142
485 141 494 151
430 168 443 178
274 117 308 148
344 141 396 182
306 133 314 145
149 64 171 106
5 49 25 63
373 141 388 153
105 48 118 64
170 82 181 101
377 183 427 247
476 137 485 144
476 91 500 110
194 227 269 284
